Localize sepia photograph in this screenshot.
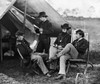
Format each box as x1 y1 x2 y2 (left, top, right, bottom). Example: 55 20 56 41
0 0 100 84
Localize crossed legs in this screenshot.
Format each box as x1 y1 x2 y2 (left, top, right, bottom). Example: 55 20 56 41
57 43 78 59
58 43 78 75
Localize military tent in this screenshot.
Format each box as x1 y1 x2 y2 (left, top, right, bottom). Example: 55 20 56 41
0 0 68 61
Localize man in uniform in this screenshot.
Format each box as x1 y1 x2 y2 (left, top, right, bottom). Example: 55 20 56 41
48 23 71 62
47 23 71 71
16 32 51 77
55 29 89 79
36 11 53 54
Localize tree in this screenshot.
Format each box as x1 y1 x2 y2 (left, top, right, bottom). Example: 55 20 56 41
88 6 95 18
71 8 79 16
63 9 70 17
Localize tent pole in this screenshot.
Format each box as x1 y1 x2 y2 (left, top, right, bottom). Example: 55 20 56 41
23 0 27 33
0 21 3 62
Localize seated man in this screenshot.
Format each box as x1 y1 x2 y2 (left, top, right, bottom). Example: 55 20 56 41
16 32 51 77
55 29 89 79
48 23 71 61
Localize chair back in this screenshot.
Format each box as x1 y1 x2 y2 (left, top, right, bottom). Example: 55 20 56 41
16 41 31 60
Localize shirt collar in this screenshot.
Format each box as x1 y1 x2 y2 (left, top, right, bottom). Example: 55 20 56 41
78 37 83 41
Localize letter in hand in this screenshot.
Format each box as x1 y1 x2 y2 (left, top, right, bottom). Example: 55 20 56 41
30 40 38 52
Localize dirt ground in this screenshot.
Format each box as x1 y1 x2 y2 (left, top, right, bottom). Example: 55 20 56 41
0 55 100 84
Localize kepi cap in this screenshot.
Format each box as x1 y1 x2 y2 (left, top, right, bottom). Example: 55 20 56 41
38 11 48 18
61 23 71 30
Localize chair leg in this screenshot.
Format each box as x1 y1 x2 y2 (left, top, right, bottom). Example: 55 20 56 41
83 64 88 75
26 62 39 75
20 59 23 67
88 61 94 69
75 73 83 84
32 70 39 75
66 61 70 74
31 60 39 75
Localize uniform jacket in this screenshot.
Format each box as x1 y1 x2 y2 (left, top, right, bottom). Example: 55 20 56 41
16 39 32 57
72 38 89 55
54 32 71 48
39 20 53 39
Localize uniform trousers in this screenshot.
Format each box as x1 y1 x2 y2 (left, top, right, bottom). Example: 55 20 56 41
31 53 49 74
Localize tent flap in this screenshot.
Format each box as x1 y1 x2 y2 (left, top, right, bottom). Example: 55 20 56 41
9 6 36 34
15 0 69 36
0 0 16 19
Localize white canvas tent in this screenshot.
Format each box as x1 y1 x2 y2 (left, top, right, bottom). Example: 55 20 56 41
0 0 16 19
0 0 70 61
15 0 70 36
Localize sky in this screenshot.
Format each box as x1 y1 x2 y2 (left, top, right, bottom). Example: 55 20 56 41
46 0 100 18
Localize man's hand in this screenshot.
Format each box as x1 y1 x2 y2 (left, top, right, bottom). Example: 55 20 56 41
53 44 58 48
39 28 43 34
57 52 62 57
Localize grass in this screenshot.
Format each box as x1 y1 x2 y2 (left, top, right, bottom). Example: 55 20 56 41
0 51 100 84
89 51 100 64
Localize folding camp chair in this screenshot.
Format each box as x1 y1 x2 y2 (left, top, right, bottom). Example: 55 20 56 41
16 42 39 75
65 29 94 75
17 48 30 67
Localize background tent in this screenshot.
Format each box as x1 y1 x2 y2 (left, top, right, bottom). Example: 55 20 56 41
0 0 17 36
1 14 18 36
0 0 16 61
15 0 69 36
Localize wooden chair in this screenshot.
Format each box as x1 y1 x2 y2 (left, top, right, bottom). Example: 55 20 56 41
66 29 94 75
16 42 39 75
